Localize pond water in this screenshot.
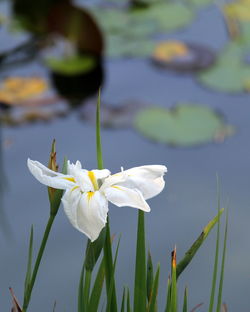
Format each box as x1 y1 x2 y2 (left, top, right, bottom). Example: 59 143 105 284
1 2 250 311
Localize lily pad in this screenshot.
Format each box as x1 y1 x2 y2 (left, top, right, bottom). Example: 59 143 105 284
46 55 96 75
107 35 155 58
0 76 48 106
188 0 214 8
91 3 194 57
224 0 250 22
152 40 215 71
134 104 234 147
198 43 250 93
131 3 194 33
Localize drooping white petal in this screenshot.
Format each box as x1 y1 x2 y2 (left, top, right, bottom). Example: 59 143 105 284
27 159 76 189
114 165 167 200
104 185 150 212
62 186 82 229
65 190 109 242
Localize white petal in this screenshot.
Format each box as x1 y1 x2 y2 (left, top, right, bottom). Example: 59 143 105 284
67 160 82 175
99 171 127 191
62 186 82 229
63 189 108 242
115 165 167 200
27 159 76 189
92 169 111 180
104 185 150 212
73 169 94 192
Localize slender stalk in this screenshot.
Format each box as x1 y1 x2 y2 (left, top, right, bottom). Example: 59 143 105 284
96 90 117 310
22 215 55 311
96 89 103 170
208 178 221 312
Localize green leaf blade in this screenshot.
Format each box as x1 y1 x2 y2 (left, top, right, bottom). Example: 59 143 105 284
176 208 224 279
133 210 147 312
148 263 160 312
88 258 105 312
23 225 34 306
147 250 154 303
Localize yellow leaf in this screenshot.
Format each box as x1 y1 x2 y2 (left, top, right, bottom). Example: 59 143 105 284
153 40 189 62
0 77 48 105
224 1 250 21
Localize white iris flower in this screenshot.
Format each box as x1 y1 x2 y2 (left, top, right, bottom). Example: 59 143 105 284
27 159 167 242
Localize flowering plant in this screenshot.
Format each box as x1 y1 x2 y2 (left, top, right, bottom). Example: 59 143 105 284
11 94 227 312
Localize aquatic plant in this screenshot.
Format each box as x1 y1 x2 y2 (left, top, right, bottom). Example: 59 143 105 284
12 93 228 311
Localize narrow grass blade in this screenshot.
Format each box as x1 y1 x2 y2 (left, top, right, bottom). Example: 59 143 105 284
84 227 106 271
106 237 121 312
148 263 160 312
170 247 177 312
216 211 228 312
121 288 126 312
23 226 34 304
104 220 117 311
208 186 222 312
88 258 105 312
96 89 103 170
182 287 188 312
126 288 131 312
176 208 224 279
134 210 147 312
83 270 92 310
164 277 171 312
147 250 154 303
78 261 85 312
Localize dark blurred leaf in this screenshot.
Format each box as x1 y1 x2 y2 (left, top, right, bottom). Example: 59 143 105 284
47 1 104 55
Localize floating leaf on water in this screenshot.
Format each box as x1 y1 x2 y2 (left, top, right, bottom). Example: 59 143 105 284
153 40 189 62
90 3 194 58
0 76 48 106
131 3 194 33
152 40 215 71
46 55 96 75
134 104 234 147
188 0 214 7
107 35 155 58
224 1 250 22
244 78 250 91
198 42 250 92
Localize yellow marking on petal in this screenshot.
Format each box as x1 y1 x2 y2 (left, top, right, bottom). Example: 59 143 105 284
71 186 79 192
63 177 76 182
88 171 99 191
87 191 94 201
112 185 123 190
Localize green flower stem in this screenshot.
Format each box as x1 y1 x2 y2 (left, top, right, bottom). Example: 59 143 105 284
22 214 55 311
96 90 117 310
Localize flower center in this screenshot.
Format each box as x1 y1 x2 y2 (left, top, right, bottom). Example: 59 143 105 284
88 171 99 191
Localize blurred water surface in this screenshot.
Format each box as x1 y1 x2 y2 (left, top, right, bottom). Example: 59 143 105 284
0 2 250 311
